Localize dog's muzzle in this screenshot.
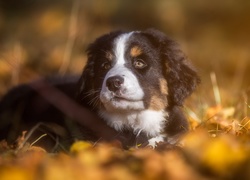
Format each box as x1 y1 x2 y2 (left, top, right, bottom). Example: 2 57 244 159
100 66 145 111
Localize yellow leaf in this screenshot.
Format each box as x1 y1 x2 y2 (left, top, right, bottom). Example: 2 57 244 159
0 167 33 180
70 141 92 154
202 136 247 176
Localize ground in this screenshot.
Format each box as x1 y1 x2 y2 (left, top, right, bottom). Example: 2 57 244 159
0 1 249 179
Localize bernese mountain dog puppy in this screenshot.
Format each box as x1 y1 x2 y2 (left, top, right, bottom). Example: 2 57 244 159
0 29 200 151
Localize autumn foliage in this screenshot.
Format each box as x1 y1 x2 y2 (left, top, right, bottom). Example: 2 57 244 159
0 0 250 179
0 102 249 179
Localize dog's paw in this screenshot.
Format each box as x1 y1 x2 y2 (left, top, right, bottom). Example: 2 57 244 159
147 135 165 148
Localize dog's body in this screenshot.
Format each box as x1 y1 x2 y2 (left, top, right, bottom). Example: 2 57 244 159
0 29 200 151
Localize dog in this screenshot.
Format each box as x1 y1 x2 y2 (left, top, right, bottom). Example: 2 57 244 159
0 29 200 151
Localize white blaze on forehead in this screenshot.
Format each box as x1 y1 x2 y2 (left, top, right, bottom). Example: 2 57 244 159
114 32 133 65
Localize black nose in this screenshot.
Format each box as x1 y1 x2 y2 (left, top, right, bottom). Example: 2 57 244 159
106 76 124 92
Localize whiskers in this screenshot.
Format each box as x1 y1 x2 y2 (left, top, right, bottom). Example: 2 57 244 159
82 89 102 108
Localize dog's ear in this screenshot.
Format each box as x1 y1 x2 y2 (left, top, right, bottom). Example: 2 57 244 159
143 29 200 106
76 41 98 104
76 31 124 103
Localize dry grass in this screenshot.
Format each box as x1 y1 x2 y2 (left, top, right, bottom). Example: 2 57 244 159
0 1 249 179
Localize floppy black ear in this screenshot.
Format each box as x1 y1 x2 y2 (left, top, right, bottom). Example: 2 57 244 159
76 31 124 104
76 40 99 104
76 56 95 104
143 29 200 106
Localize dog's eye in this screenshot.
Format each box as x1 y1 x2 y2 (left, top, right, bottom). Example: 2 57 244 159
133 59 147 69
102 62 111 70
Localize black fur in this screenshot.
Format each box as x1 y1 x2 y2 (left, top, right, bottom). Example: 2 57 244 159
76 31 124 108
142 29 200 106
0 77 81 150
0 29 200 151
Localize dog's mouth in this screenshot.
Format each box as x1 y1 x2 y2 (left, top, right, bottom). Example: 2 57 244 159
100 92 145 112
112 95 139 102
103 89 141 102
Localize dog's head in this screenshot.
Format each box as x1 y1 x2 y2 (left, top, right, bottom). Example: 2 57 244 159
78 29 200 110
77 29 200 138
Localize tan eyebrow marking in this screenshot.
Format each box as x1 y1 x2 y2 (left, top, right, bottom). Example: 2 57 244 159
159 78 168 95
105 51 113 61
130 46 142 57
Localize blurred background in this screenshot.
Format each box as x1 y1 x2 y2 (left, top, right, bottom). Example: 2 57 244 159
0 0 249 105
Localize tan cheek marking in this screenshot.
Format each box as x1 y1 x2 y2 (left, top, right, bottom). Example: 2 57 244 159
130 46 142 57
149 95 167 111
159 78 168 95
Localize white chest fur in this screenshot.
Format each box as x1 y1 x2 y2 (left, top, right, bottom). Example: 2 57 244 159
99 109 168 137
